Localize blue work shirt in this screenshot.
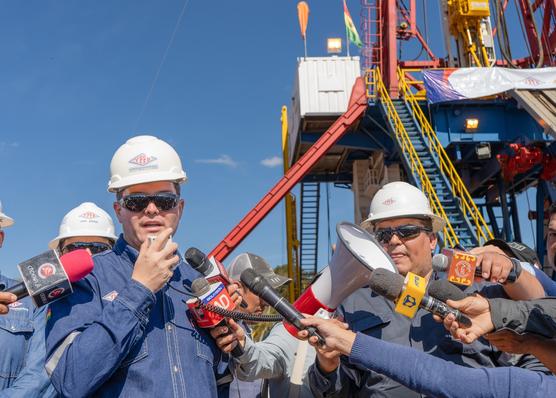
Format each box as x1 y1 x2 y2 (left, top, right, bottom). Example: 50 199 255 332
45 236 224 397
0 274 57 398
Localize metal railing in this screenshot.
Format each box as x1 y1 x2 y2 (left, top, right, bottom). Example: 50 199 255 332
397 68 493 244
372 68 460 247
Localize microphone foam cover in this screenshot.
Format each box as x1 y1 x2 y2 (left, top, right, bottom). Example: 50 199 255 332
369 268 404 302
59 249 94 283
240 268 267 295
432 254 449 272
191 278 210 296
428 279 466 302
185 247 207 268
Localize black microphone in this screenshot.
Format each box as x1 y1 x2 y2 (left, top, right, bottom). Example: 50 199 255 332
1 250 94 307
185 247 248 309
240 268 324 344
369 268 472 327
190 277 244 357
427 279 468 303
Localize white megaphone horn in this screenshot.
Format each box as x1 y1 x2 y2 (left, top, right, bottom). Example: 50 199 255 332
285 221 398 336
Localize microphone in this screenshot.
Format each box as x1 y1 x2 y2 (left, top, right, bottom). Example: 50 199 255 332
187 278 244 357
427 279 468 303
240 268 324 344
432 249 520 286
1 249 94 307
369 268 472 327
185 247 247 308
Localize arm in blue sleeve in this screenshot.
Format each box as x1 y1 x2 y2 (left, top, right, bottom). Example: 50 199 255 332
348 332 556 398
45 277 155 398
0 306 57 398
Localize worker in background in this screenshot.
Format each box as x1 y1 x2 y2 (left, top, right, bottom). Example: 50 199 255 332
45 135 236 397
214 253 315 398
547 202 556 274
48 202 117 255
307 181 547 397
0 201 57 397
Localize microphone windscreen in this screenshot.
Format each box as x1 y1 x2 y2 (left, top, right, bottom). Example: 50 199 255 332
183 247 207 274
240 268 267 295
428 279 466 302
191 277 210 296
60 249 94 283
369 268 404 302
432 254 449 272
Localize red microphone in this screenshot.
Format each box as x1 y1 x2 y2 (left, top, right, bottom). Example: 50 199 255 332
2 249 94 307
187 277 244 356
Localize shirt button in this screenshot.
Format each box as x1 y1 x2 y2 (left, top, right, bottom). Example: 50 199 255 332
173 365 179 373
167 325 172 331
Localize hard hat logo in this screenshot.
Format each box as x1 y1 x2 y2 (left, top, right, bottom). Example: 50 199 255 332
79 212 99 220
382 198 395 206
128 153 158 167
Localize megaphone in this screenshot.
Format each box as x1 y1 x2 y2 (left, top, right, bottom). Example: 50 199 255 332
285 222 397 336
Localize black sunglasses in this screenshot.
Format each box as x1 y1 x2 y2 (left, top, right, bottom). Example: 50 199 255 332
119 192 179 212
374 225 432 244
61 242 113 255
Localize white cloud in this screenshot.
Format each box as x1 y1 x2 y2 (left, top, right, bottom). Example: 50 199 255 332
260 156 283 168
0 142 20 152
195 154 238 168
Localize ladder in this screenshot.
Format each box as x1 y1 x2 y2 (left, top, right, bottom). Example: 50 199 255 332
299 182 320 279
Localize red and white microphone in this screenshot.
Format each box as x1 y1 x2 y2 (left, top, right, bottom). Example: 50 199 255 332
1 249 94 307
187 277 244 356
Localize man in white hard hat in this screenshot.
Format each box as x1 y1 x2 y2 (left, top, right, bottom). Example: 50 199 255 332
0 201 57 397
45 135 233 397
49 202 117 255
308 181 547 398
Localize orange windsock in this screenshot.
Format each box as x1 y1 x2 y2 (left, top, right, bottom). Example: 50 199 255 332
297 2 309 39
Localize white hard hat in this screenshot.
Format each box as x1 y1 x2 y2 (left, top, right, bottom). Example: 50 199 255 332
108 135 187 192
0 201 14 228
48 202 118 249
363 181 446 233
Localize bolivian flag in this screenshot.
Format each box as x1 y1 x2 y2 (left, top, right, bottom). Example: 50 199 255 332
344 0 362 48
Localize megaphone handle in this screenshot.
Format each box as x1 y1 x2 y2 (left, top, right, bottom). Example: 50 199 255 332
306 326 325 346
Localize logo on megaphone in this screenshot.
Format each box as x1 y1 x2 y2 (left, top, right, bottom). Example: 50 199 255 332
285 222 398 336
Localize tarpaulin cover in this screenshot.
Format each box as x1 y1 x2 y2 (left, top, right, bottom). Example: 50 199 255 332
423 67 556 104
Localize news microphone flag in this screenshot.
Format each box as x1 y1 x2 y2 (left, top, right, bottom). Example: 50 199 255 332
187 280 236 328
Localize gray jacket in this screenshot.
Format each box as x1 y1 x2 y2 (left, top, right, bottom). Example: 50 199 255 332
232 322 315 398
489 297 556 338
308 282 550 397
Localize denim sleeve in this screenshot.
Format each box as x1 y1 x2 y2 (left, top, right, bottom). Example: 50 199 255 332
45 276 155 398
349 332 556 398
0 306 57 398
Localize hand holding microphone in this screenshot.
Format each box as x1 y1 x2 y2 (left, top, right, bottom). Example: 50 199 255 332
132 228 179 293
369 268 472 327
432 248 521 286
0 292 17 314
428 279 494 344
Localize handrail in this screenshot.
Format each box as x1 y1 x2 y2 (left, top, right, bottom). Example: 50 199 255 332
397 68 494 244
373 68 460 248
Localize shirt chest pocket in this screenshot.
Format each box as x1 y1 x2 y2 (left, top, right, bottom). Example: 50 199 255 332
349 312 392 338
121 334 148 367
0 316 34 378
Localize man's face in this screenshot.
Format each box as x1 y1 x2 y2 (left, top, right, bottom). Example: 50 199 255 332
239 283 268 317
374 217 437 277
113 181 184 250
547 213 556 267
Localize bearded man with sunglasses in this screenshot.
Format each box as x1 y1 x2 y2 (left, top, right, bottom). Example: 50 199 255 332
308 181 547 398
45 136 229 398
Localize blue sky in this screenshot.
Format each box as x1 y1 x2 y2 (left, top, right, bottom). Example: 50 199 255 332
0 1 540 277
